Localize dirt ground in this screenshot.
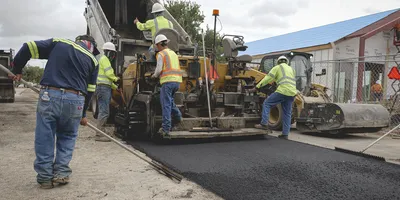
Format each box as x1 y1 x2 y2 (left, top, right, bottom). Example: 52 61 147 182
0 88 222 200
1 88 399 200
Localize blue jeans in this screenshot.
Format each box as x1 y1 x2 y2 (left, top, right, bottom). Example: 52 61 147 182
261 92 295 135
372 92 382 101
95 85 112 129
160 82 182 132
35 89 85 183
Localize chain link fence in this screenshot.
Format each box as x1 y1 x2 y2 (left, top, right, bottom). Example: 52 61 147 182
311 55 400 134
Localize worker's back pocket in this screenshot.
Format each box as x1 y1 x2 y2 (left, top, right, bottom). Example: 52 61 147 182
68 99 84 119
37 98 53 116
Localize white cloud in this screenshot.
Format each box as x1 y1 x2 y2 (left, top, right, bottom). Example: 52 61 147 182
0 0 86 52
364 8 383 14
249 0 309 17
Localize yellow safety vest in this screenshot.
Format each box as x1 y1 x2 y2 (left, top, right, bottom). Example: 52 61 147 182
136 16 173 39
158 49 183 85
97 55 119 89
256 63 297 96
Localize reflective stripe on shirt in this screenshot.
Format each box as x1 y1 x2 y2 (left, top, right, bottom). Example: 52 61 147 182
277 64 296 87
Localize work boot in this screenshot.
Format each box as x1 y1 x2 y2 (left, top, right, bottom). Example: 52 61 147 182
254 124 272 134
95 132 111 142
158 128 170 137
52 176 70 185
278 134 289 140
39 181 54 189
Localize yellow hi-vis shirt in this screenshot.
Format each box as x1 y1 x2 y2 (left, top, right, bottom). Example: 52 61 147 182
158 49 183 85
136 16 173 39
97 55 119 89
256 63 298 96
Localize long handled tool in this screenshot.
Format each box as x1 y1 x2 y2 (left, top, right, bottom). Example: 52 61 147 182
335 124 400 161
0 64 183 182
189 30 232 133
0 64 40 94
201 31 213 128
87 124 183 182
360 123 400 153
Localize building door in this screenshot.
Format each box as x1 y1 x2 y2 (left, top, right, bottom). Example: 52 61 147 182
334 62 353 103
364 62 384 101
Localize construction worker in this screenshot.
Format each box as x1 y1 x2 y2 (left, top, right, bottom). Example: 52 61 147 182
252 56 297 140
371 80 383 101
134 2 173 61
8 35 99 189
151 34 182 136
95 42 120 142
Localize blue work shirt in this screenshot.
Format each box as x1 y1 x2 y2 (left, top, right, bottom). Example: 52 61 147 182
12 38 99 95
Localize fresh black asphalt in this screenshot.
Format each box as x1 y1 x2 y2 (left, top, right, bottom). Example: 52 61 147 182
129 136 400 200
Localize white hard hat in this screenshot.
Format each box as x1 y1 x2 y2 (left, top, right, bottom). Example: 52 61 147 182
277 56 289 63
102 42 116 51
154 34 170 44
151 3 165 13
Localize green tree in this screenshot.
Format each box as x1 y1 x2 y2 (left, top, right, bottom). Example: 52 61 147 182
22 66 44 84
164 0 226 62
164 0 205 43
201 25 225 63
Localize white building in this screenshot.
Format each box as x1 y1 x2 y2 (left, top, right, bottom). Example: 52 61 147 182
243 9 400 102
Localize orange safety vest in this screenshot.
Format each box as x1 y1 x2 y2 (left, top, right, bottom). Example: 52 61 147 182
159 48 183 84
208 64 219 80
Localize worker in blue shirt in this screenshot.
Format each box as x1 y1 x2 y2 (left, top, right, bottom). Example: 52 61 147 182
9 35 100 189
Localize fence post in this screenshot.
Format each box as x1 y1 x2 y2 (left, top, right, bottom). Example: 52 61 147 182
336 61 341 103
357 40 366 102
363 62 367 103
332 62 337 102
